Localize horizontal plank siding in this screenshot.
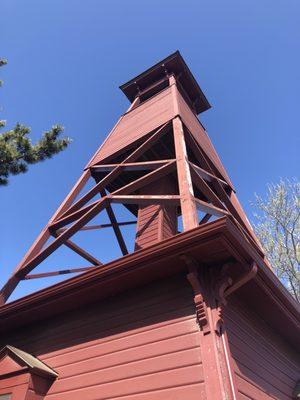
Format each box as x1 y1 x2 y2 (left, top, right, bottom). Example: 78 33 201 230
135 177 177 250
0 275 205 400
224 298 300 400
90 87 175 165
176 88 232 186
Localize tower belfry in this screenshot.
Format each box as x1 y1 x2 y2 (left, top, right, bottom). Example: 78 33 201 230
0 51 260 303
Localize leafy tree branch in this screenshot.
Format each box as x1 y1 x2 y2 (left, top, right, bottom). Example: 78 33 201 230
252 179 300 301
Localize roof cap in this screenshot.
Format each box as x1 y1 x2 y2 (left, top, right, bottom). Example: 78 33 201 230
120 51 211 114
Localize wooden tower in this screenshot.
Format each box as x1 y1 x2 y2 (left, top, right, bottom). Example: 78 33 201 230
0 52 299 400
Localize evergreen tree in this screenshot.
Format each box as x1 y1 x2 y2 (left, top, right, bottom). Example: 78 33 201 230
0 58 71 185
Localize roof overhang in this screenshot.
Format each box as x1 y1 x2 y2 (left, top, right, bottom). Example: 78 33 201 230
0 217 299 347
120 51 211 114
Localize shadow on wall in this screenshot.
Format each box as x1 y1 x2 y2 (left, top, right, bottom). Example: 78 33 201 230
224 295 300 400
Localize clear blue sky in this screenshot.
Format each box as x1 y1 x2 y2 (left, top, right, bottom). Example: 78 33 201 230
1 0 299 301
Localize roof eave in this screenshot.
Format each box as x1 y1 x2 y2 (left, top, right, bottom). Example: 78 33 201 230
0 217 299 346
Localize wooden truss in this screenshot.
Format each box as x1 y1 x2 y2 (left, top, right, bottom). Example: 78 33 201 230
0 117 259 304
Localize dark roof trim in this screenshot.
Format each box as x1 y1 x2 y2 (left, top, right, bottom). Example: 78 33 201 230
0 345 58 378
120 51 211 114
0 217 298 339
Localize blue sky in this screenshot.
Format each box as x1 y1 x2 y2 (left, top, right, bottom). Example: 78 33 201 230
1 0 299 301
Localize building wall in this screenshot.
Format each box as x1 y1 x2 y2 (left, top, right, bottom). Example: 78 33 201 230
0 275 205 400
224 297 300 400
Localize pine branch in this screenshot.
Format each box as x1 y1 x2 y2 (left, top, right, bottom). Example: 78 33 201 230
0 124 71 185
0 58 71 185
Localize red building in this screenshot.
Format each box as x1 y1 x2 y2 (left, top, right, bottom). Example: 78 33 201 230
0 51 299 400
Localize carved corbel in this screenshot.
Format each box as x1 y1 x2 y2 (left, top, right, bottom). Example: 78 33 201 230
223 261 257 298
181 255 211 334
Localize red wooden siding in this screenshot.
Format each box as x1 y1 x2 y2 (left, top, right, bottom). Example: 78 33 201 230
90 86 175 165
135 204 160 250
0 373 29 399
89 83 232 190
135 177 177 250
224 298 300 400
176 88 233 186
0 275 205 400
160 204 177 239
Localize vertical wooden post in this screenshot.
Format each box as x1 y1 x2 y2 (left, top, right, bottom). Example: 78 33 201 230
183 255 237 400
172 117 198 231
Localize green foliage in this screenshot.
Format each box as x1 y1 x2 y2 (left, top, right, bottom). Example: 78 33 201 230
0 124 71 185
252 179 300 302
0 58 71 185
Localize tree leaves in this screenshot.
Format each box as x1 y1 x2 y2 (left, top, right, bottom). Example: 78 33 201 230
252 179 300 302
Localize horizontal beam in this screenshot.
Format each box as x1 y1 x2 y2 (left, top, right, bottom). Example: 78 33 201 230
112 161 176 196
194 198 229 218
24 266 98 280
57 122 171 222
91 160 174 172
57 221 136 233
50 199 101 231
189 162 228 188
109 195 181 206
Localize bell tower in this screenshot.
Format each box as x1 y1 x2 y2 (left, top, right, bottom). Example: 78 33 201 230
0 51 260 304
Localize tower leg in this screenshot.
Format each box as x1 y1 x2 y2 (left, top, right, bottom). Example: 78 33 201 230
173 117 198 231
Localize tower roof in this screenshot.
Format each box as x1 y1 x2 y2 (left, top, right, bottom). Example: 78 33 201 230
120 51 211 114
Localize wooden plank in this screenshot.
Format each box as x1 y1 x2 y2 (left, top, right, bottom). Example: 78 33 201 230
0 171 92 304
49 352 203 397
24 267 97 280
91 160 174 172
190 163 226 210
58 221 136 233
100 190 128 256
57 122 170 222
112 161 176 196
189 161 228 188
55 235 102 266
88 87 174 165
50 199 101 231
110 195 181 206
195 198 229 218
199 214 211 225
212 184 259 248
0 124 170 303
85 97 140 168
172 117 198 231
186 129 258 247
176 86 234 188
17 198 108 278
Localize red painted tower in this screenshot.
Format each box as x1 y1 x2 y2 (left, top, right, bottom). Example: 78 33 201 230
0 52 299 400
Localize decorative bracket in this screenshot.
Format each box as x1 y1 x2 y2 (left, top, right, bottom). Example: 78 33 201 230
219 261 258 304
181 255 211 334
